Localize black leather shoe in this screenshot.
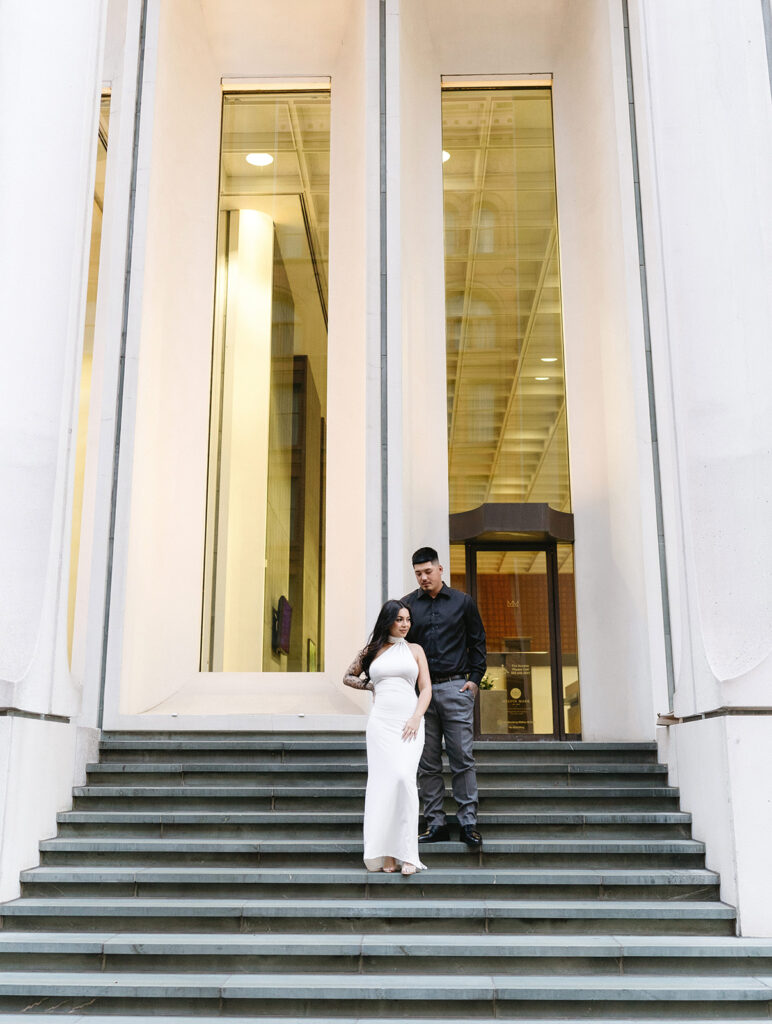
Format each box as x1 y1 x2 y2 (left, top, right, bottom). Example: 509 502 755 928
418 823 450 843
459 824 483 849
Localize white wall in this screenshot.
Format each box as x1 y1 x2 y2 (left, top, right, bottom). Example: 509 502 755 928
101 0 378 723
105 0 221 716
663 716 772 936
0 719 100 903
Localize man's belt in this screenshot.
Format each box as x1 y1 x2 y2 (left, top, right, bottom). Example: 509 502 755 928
431 673 468 684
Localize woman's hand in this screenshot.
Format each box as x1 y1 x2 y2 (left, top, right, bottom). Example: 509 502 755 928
402 714 422 742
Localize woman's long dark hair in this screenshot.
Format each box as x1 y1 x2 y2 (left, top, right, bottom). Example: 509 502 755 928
360 599 410 677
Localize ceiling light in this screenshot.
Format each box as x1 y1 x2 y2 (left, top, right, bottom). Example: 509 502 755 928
246 152 274 167
534 376 550 381
540 357 558 363
442 150 451 163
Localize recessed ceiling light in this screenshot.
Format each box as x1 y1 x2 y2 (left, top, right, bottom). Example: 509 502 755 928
246 152 274 167
540 357 558 363
534 376 550 381
442 150 451 163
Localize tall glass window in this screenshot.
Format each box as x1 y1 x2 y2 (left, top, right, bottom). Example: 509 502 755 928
68 94 110 666
201 92 330 672
442 86 580 735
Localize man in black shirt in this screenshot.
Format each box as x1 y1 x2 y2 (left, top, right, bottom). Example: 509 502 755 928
403 546 486 848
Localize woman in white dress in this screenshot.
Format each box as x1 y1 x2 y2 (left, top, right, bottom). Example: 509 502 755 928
343 600 432 875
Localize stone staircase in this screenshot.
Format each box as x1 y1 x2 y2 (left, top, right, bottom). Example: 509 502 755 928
0 730 771 1021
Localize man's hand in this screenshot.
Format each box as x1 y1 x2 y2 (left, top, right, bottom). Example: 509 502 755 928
460 680 478 697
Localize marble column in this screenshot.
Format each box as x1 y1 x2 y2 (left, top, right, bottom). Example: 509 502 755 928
0 0 108 715
630 0 772 935
0 0 108 900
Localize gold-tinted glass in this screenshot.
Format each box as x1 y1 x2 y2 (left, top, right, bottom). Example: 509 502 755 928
201 92 330 672
68 94 110 666
442 88 570 513
443 87 581 735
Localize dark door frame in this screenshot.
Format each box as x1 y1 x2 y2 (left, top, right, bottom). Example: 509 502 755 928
464 539 579 742
450 502 579 741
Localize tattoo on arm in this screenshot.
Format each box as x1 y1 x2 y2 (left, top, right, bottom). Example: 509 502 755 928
343 652 374 691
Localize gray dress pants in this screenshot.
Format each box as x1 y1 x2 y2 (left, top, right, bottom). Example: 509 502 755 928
418 680 478 828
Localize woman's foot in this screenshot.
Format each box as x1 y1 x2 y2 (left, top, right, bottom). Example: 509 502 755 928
382 857 398 873
401 862 417 876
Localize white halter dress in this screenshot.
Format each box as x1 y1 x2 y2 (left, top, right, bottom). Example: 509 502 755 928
363 637 427 871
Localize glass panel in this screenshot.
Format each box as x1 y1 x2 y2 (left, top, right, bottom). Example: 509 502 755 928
442 86 582 736
477 550 553 735
449 543 467 591
442 87 571 515
558 544 581 734
68 94 111 666
201 92 330 672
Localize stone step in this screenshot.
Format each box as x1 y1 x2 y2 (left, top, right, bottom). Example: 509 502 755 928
0 1017 759 1024
71 783 680 800
100 734 659 758
2 729 756 1017
85 773 672 790
69 791 681 814
38 835 706 860
0 932 768 975
0 1018 758 1024
18 864 721 903
96 748 662 769
54 808 694 839
86 761 669 779
38 853 704 871
0 970 769 1016
0 897 736 936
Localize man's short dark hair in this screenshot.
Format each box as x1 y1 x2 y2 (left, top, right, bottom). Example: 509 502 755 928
412 546 439 566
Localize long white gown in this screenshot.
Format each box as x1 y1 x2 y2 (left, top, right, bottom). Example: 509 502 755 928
363 636 427 871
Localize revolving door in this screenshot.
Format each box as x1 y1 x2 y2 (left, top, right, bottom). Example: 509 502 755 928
450 503 581 740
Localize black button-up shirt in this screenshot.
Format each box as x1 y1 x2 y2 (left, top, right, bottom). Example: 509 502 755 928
402 583 487 684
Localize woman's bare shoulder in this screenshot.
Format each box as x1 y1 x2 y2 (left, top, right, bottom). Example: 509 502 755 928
408 641 425 657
